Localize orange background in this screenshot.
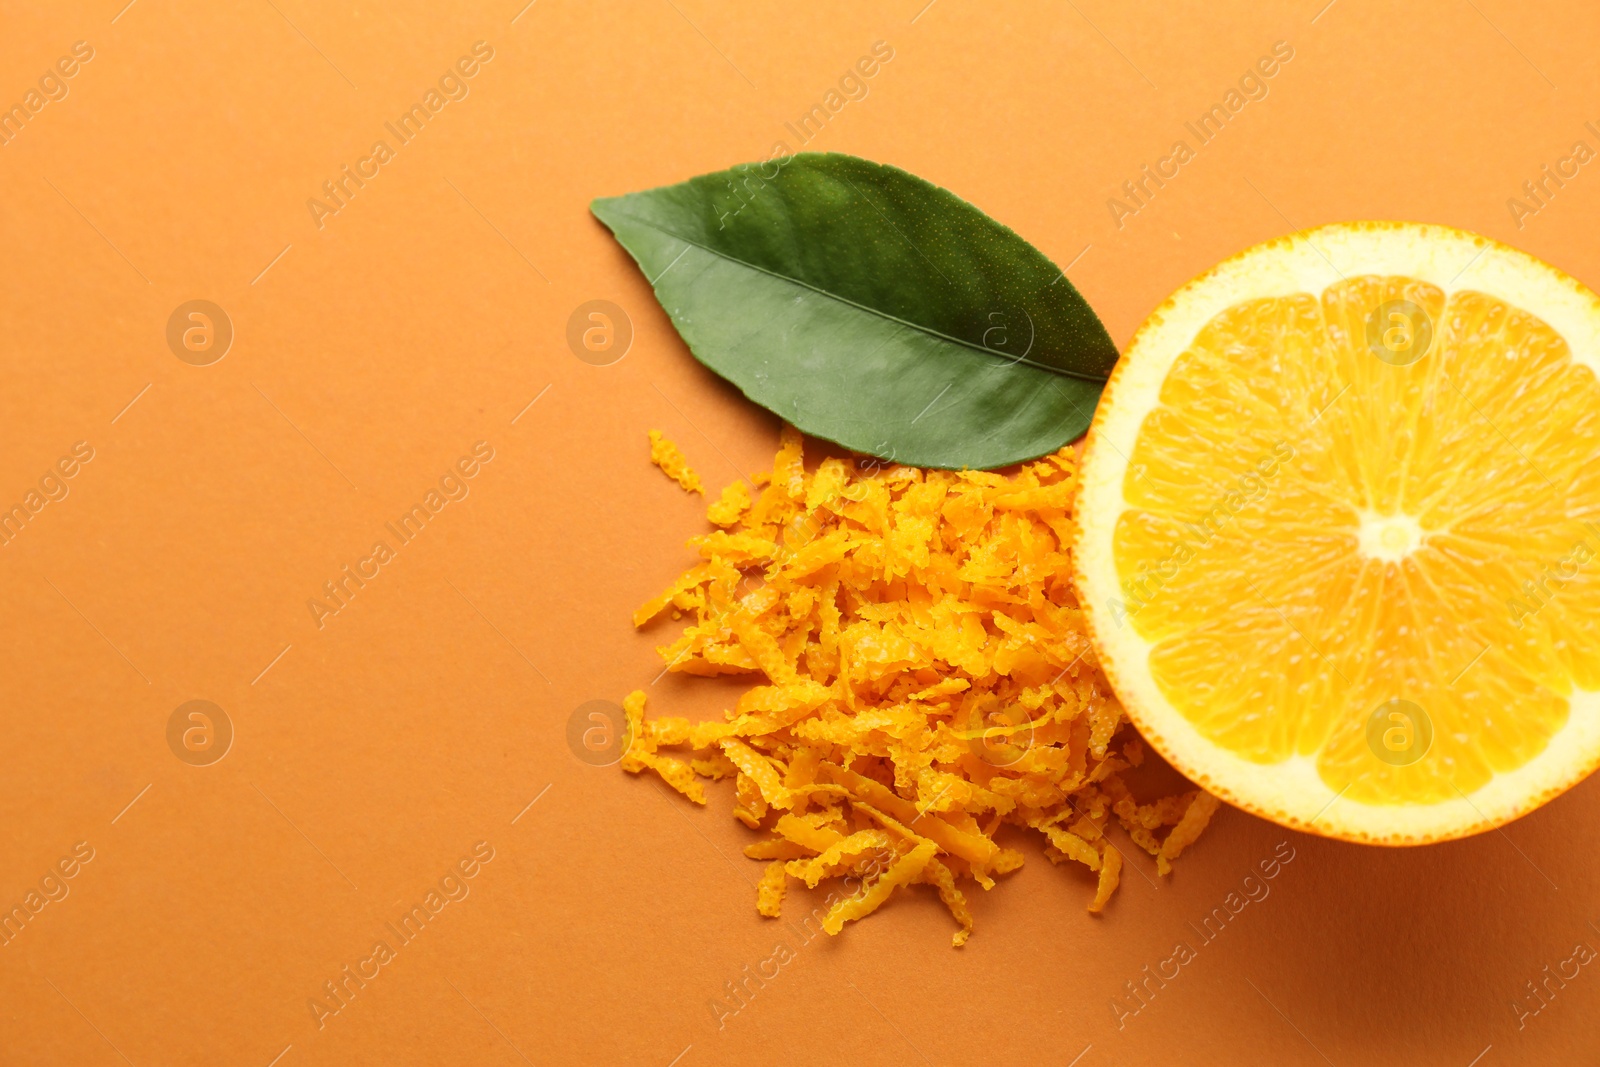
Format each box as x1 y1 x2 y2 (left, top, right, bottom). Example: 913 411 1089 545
2 1 1598 1064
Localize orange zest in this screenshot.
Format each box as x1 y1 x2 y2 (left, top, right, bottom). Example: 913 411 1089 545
647 429 703 494
624 428 1218 944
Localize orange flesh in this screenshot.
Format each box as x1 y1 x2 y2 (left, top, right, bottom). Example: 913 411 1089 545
1113 276 1600 805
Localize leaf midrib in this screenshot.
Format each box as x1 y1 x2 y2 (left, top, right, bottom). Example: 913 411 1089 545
602 206 1109 384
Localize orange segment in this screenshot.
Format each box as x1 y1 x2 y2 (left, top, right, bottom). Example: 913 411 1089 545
1075 222 1600 843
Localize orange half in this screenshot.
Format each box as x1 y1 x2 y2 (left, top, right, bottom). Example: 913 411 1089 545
1073 222 1600 843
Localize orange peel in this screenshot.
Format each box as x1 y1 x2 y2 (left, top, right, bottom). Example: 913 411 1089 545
622 428 1218 944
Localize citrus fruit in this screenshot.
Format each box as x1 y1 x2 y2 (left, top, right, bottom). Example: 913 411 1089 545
1073 221 1600 844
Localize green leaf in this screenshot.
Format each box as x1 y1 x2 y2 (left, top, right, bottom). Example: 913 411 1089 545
591 153 1117 470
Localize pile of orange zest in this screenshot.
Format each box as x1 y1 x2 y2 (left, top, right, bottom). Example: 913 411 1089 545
647 429 704 494
623 427 1218 945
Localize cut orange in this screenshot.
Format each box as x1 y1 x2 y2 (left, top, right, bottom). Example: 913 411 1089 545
1073 222 1600 844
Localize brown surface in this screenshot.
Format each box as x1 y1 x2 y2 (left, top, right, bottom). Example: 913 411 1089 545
1 1 1597 1064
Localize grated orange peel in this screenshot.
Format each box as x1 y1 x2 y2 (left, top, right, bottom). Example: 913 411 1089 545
623 428 1218 944
647 429 704 494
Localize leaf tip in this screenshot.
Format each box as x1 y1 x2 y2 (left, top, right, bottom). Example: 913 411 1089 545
589 195 621 226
